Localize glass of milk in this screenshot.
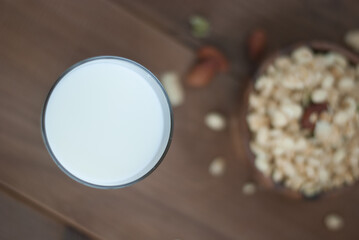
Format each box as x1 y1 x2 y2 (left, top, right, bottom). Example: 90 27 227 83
41 56 172 188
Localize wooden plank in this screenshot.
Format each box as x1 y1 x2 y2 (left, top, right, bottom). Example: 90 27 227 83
116 0 359 79
0 0 359 240
0 0 222 239
114 1 359 239
0 190 63 240
0 183 91 240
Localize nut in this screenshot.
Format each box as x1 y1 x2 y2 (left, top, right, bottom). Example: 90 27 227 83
272 169 284 182
314 120 332 141
333 149 346 164
321 75 334 89
338 77 354 91
186 59 217 87
255 76 274 96
292 46 313 64
247 29 267 61
247 113 269 131
186 46 229 88
301 103 328 131
333 111 349 126
197 46 229 72
281 102 302 120
312 89 328 103
209 157 226 176
242 182 257 195
204 112 226 131
161 72 184 107
274 56 292 69
189 15 210 38
345 30 359 52
247 45 359 195
270 111 288 128
255 157 271 176
324 214 344 231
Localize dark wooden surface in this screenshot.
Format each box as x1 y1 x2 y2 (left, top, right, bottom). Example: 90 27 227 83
0 0 359 239
118 0 359 81
0 183 91 240
0 188 64 240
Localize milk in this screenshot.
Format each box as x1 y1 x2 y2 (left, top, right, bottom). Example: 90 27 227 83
42 57 172 187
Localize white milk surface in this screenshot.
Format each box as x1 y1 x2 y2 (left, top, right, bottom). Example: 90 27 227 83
43 58 171 187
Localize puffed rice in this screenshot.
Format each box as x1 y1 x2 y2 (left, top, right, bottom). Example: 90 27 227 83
345 30 359 52
247 46 359 196
209 157 226 176
324 214 344 231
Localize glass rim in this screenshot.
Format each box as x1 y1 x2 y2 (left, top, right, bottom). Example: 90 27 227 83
41 56 173 189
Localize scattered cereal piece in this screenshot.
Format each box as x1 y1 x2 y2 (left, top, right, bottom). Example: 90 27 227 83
324 214 344 231
271 111 288 128
255 76 274 96
333 149 346 164
301 103 328 130
255 157 271 176
247 113 269 131
249 94 265 110
205 112 226 131
324 52 347 67
273 169 284 182
161 72 184 107
274 56 291 69
209 157 226 176
312 89 327 103
256 128 269 146
314 120 332 142
339 77 355 91
292 46 313 64
309 113 318 123
302 186 320 197
242 182 257 195
321 75 334 89
281 102 303 120
345 30 359 51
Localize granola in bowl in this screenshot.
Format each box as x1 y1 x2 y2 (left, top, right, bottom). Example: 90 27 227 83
247 44 359 197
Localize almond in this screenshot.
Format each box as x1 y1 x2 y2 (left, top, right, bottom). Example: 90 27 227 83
301 103 328 131
185 59 217 87
197 45 229 72
186 46 229 88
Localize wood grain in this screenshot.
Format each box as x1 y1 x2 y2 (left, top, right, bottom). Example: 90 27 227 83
117 0 359 84
0 0 359 239
0 190 64 240
0 183 91 240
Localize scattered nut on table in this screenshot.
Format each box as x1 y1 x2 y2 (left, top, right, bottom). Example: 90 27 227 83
247 46 359 196
242 182 257 195
204 112 227 131
247 28 267 62
189 15 210 38
161 72 184 107
186 46 229 88
209 157 226 176
345 30 359 52
324 213 344 231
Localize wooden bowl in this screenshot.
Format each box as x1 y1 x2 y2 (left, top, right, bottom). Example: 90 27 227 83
230 41 359 200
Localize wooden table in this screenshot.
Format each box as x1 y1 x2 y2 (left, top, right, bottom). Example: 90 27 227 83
1 0 359 239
